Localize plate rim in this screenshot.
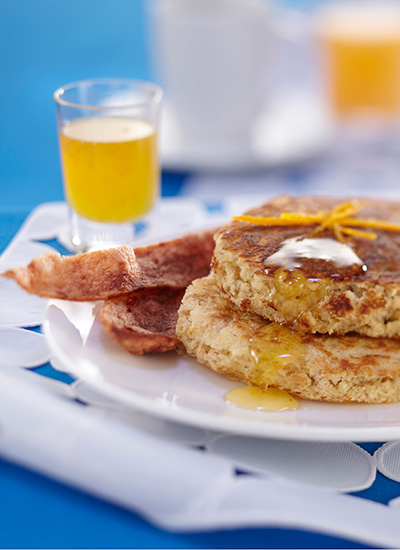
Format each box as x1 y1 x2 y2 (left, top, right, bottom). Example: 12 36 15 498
43 304 400 443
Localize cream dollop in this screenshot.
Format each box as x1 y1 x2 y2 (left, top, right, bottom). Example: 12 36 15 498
265 237 363 270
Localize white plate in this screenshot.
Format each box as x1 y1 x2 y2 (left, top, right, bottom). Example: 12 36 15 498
160 93 333 172
43 300 400 442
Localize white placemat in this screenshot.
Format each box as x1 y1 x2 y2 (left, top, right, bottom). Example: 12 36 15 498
1 199 400 547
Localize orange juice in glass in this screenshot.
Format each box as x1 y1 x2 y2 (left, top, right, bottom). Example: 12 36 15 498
54 79 162 251
317 1 400 117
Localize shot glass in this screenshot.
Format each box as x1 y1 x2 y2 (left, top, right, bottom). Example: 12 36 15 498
54 78 163 252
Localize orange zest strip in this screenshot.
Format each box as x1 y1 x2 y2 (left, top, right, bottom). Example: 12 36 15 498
233 200 400 242
232 214 322 226
341 227 377 240
333 223 346 243
338 218 400 232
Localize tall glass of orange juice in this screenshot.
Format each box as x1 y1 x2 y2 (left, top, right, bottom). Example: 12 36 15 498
317 1 400 117
54 79 163 251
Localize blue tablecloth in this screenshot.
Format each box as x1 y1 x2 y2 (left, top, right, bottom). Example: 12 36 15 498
1 1 399 548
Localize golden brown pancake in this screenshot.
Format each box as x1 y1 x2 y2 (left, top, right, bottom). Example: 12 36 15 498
177 274 400 403
212 196 400 338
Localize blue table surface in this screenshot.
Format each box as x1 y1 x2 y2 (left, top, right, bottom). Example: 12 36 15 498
1 1 399 548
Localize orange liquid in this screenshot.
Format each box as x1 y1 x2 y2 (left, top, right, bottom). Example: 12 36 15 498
60 117 159 223
320 8 400 115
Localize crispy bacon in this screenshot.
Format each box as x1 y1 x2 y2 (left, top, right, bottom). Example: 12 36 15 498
3 228 217 354
133 229 215 289
3 229 216 301
100 288 185 354
3 246 138 301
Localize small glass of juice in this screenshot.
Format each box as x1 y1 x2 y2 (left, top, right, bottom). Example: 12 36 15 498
54 78 163 251
316 1 400 118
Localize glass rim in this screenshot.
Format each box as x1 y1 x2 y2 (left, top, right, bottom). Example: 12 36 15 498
54 78 163 111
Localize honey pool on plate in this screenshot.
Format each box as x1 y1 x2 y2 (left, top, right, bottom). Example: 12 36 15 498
60 117 159 223
225 386 300 412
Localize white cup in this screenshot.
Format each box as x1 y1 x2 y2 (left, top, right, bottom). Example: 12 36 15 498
150 0 271 145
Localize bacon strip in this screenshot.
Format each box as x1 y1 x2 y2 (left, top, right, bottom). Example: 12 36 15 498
3 247 139 301
3 229 216 301
133 229 216 289
100 288 185 354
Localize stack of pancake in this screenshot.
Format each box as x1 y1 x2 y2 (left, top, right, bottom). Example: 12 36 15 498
177 196 400 403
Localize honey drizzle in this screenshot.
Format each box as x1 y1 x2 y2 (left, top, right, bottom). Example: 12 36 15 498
225 386 299 412
272 267 330 320
224 323 304 412
250 323 305 385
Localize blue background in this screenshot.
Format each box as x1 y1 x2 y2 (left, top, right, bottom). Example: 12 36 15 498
0 0 185 216
0 1 398 548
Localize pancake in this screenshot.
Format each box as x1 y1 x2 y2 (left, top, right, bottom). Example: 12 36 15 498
212 196 400 338
176 274 400 403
